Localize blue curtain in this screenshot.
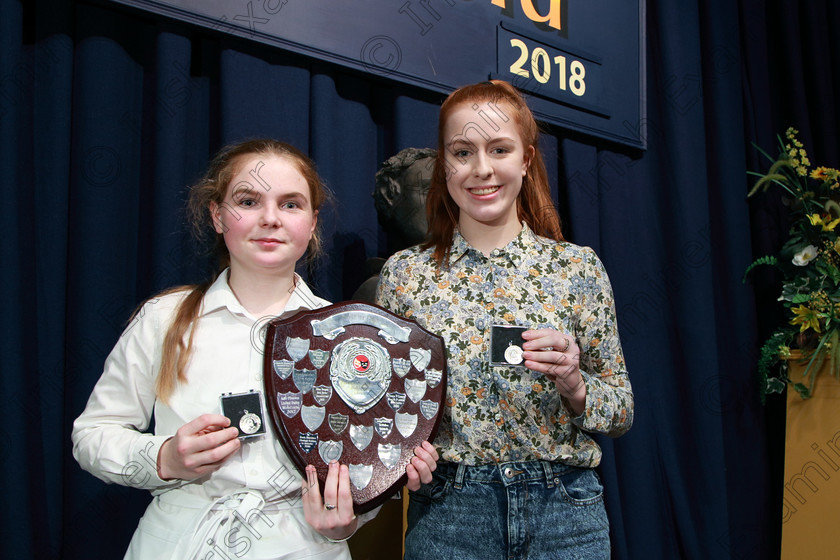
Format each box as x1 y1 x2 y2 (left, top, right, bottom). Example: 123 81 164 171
2 0 838 557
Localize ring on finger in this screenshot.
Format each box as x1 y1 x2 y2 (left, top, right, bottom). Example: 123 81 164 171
324 504 336 511
560 338 570 352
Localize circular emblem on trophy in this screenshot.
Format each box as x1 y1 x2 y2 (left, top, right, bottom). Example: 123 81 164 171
263 302 447 513
353 355 369 372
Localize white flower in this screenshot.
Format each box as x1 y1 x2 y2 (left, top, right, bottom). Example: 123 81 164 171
792 245 818 266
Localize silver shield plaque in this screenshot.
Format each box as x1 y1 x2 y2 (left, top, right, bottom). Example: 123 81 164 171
301 405 325 432
312 385 333 406
378 443 401 470
286 336 311 363
404 378 427 403
386 391 406 411
328 413 349 435
264 302 447 514
319 440 344 464
395 412 418 438
349 424 373 451
374 417 394 439
349 464 373 490
273 359 294 380
410 347 431 372
392 358 411 378
309 349 330 369
278 392 302 418
293 368 317 394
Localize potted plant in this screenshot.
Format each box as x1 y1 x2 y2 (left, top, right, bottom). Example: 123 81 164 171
746 127 840 560
745 127 840 399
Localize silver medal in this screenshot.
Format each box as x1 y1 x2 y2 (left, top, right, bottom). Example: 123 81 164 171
349 464 373 490
301 405 325 431
378 443 401 470
349 424 373 451
504 344 523 365
239 410 261 435
395 412 418 438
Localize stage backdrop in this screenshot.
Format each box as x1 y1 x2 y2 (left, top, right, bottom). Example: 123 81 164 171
1 0 838 558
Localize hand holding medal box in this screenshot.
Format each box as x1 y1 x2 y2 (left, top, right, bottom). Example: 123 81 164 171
263 302 447 513
489 325 528 366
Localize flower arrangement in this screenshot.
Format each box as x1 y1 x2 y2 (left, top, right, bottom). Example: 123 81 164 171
745 128 840 399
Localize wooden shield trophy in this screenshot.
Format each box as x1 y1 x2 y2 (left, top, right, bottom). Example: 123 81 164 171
264 302 447 513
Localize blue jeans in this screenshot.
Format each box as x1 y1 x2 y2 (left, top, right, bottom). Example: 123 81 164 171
404 461 610 560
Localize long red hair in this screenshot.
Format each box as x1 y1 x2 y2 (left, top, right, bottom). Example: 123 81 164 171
423 80 563 266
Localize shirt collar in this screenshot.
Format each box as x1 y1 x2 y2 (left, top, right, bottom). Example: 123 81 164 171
201 268 329 319
450 223 536 269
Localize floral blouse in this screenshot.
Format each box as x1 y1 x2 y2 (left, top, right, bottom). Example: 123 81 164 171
376 225 633 467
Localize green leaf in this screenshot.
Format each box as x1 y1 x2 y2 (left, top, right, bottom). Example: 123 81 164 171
765 378 787 393
743 255 779 283
793 382 812 399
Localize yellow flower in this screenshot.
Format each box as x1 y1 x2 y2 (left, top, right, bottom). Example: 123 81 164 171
807 214 840 231
790 305 822 333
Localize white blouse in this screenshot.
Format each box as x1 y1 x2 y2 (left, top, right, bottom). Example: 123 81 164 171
72 270 368 559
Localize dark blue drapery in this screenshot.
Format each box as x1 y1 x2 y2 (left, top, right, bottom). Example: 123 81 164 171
2 0 838 557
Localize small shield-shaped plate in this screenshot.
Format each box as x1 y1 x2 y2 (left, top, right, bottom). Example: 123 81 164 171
277 392 302 418
299 432 319 454
395 412 418 438
309 349 330 369
264 302 447 513
319 440 344 464
349 424 373 451
410 347 432 372
349 464 374 490
286 336 311 362
312 385 333 406
374 417 394 439
301 405 325 432
420 400 439 420
425 368 443 388
404 378 427 403
378 443 401 470
386 392 406 411
392 358 411 378
273 359 294 380
328 413 349 435
293 368 317 394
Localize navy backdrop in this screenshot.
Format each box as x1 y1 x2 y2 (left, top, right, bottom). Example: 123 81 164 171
1 0 838 558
